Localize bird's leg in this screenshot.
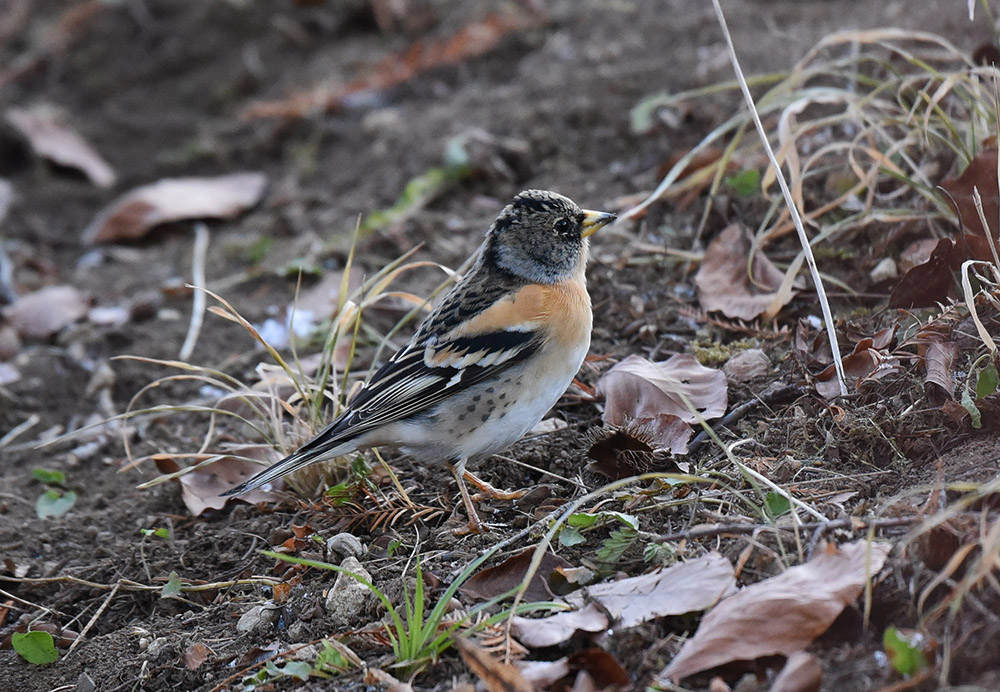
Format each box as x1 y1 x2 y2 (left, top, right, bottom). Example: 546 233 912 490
463 470 528 502
449 463 484 535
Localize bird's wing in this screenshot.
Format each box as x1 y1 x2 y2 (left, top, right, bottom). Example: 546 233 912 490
322 281 550 439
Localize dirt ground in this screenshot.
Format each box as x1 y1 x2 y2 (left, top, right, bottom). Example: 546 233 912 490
2 1 1000 691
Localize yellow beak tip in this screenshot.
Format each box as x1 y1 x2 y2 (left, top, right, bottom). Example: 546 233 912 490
581 210 617 238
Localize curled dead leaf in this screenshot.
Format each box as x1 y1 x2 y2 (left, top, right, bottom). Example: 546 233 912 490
770 651 821 692
923 341 958 404
695 223 797 320
512 602 609 648
182 641 210 671
460 547 569 602
660 540 890 683
565 552 736 629
5 285 89 339
177 451 284 516
596 354 727 426
5 105 116 188
82 172 267 244
813 336 904 400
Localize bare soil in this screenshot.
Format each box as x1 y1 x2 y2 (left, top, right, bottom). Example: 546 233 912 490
1 1 998 691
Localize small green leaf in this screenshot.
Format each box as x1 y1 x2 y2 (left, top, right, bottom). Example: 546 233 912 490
141 527 171 539
567 512 600 529
567 511 639 530
35 489 76 519
313 640 352 675
324 483 352 505
559 526 586 547
595 527 638 566
161 571 183 598
269 660 311 680
883 627 929 676
961 388 983 429
764 491 791 519
723 168 761 198
32 468 65 485
12 630 59 664
976 363 998 400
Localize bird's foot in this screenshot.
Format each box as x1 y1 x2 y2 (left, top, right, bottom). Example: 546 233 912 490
463 470 528 502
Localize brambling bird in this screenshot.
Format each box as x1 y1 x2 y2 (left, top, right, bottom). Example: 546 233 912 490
224 189 616 532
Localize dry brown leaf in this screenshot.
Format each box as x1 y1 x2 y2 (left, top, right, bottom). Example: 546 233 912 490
5 285 88 339
455 638 533 692
769 651 821 692
511 602 609 648
889 234 995 308
5 105 115 188
941 147 1000 237
565 552 736 629
813 337 904 400
82 172 267 244
695 223 796 320
660 540 890 683
596 354 727 426
460 546 569 602
182 641 210 671
178 452 283 516
923 341 957 403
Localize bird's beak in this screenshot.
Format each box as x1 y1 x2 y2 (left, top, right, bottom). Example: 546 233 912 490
581 210 617 238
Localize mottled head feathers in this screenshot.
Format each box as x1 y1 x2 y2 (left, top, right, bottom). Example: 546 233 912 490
485 190 590 284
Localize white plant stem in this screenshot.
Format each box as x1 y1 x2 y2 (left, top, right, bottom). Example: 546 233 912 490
711 0 848 396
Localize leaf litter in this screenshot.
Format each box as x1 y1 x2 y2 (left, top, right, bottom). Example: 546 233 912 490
660 540 891 683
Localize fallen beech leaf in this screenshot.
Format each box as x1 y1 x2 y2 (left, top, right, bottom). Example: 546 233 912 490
941 147 1000 237
82 172 267 244
770 651 821 692
814 337 904 400
178 451 283 516
456 638 533 692
567 648 630 689
660 540 890 683
596 354 727 426
182 641 210 670
898 238 938 273
512 602 609 648
695 223 796 320
5 105 115 188
518 658 572 689
5 285 88 339
923 341 957 403
565 552 736 629
889 234 995 308
460 547 569 602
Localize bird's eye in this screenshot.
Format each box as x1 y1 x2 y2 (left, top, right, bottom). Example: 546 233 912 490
553 218 572 234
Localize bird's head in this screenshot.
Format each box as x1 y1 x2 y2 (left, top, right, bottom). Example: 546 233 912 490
485 189 616 283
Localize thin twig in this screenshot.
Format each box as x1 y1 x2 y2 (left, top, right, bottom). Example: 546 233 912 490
642 515 920 545
711 0 848 395
0 574 281 592
67 580 120 655
179 222 210 361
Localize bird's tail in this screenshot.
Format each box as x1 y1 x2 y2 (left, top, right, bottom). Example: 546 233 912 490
221 434 357 497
